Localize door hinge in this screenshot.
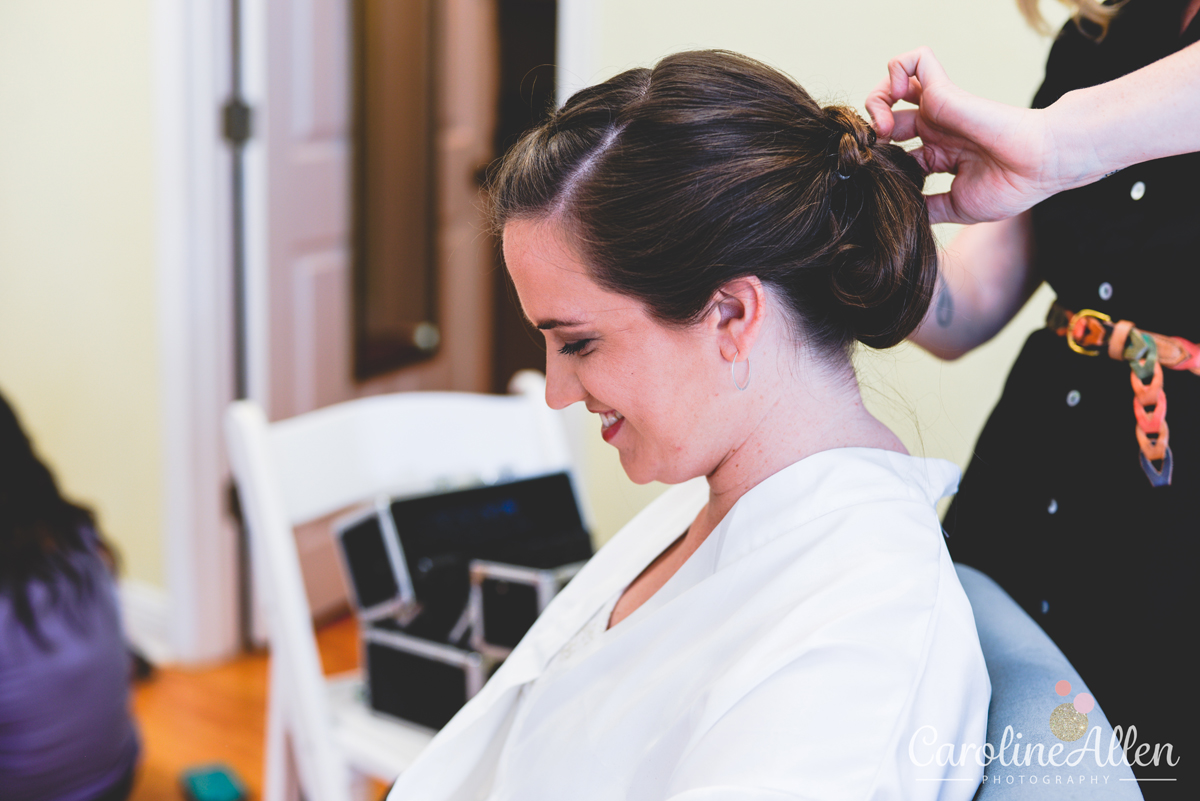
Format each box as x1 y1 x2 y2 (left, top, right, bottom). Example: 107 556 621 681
222 98 254 146
225 478 244 525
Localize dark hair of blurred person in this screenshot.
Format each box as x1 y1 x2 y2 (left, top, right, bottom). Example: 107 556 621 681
1 393 109 640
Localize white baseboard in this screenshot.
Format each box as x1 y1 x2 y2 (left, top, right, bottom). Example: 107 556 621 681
119 579 174 665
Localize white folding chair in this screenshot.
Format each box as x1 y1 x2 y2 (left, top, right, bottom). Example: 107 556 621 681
225 373 578 801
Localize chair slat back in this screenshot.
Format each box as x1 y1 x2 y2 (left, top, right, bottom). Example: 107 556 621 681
269 392 572 526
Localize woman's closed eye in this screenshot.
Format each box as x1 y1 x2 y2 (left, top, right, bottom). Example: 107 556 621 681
558 339 593 356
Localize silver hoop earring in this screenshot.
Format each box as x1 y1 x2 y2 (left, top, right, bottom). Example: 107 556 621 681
731 349 751 392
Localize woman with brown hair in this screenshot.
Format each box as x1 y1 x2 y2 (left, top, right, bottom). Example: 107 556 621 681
388 50 989 800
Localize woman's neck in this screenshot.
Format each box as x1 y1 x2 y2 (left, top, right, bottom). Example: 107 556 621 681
695 358 904 544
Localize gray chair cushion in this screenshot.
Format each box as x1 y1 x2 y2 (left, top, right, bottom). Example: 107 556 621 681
955 565 1142 800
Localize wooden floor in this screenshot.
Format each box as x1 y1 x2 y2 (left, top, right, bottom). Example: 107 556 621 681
128 614 379 801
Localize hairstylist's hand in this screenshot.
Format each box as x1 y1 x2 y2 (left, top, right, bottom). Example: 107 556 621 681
866 47 1059 225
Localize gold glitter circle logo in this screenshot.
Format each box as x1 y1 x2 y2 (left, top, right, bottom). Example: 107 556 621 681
1049 703 1088 741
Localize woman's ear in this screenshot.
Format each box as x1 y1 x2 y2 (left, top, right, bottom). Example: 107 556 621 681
711 277 767 362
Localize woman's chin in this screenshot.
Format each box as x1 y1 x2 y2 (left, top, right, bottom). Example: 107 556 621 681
624 472 658 486
620 453 697 487
618 453 658 486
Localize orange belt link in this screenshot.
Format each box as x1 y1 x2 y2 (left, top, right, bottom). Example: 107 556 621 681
1049 303 1200 487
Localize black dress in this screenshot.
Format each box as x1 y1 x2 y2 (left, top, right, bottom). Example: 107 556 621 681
945 1 1198 793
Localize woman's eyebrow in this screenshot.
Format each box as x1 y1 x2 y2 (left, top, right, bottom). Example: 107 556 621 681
535 319 585 331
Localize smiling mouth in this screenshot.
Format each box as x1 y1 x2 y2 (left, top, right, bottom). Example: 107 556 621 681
599 411 624 431
599 411 625 444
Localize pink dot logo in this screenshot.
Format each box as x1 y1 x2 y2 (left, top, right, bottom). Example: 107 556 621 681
1049 681 1093 742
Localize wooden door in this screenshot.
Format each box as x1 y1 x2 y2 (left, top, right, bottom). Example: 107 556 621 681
490 0 558 392
259 0 499 617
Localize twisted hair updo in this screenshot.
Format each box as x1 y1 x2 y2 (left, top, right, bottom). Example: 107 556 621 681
490 49 937 355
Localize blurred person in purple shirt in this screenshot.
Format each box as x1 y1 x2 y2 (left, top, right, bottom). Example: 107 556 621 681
0 390 139 801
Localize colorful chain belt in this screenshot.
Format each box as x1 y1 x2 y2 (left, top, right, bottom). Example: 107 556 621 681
1048 303 1200 486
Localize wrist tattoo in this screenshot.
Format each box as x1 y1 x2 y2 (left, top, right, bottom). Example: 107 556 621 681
935 274 954 328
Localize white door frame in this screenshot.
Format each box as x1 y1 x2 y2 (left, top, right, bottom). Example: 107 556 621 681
556 0 602 106
153 0 241 663
241 0 271 414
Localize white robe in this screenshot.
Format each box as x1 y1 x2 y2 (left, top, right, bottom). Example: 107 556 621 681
388 448 990 800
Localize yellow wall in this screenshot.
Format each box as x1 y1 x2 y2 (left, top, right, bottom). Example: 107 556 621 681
582 0 1068 541
0 1 163 586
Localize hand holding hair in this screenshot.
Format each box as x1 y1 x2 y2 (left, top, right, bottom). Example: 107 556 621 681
865 46 1057 226
866 43 1200 226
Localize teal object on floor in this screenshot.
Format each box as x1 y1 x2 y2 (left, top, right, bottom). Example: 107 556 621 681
180 764 247 801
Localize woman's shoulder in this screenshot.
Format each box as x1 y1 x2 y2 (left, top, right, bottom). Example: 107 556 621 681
699 448 984 717
756 447 958 512
1 526 120 644
707 448 959 567
663 512 988 799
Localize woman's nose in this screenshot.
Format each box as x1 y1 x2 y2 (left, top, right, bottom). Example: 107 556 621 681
544 353 586 410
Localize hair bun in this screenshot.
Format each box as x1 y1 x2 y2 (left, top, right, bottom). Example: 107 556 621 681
823 106 876 179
